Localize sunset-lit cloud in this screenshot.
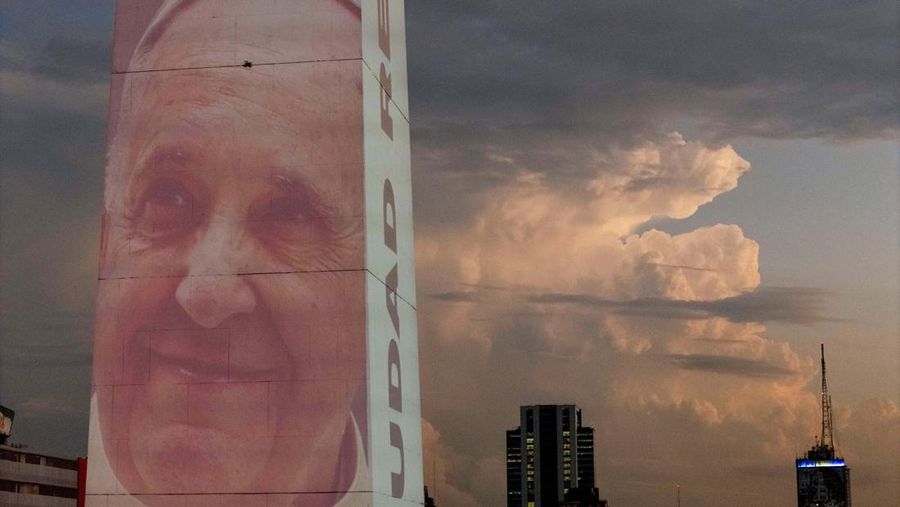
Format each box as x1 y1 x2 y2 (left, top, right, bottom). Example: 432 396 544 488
415 131 898 505
1 2 897 506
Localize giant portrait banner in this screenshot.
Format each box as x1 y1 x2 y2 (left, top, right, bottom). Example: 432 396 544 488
87 1 422 505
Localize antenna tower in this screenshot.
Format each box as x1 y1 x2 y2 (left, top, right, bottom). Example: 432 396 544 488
820 343 834 450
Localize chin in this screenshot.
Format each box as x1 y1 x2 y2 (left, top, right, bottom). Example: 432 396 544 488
130 422 269 494
113 358 283 494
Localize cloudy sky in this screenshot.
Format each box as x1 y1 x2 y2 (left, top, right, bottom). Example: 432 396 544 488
1 1 897 506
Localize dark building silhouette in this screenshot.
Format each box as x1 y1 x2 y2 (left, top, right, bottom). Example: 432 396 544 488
424 485 436 507
507 426 524 506
0 406 13 446
576 415 595 492
796 345 850 507
560 483 607 506
507 405 605 507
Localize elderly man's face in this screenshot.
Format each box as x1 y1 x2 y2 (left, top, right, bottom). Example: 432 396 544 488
93 0 364 498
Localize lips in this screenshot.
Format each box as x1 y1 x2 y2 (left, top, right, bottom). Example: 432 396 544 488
152 348 228 383
142 328 280 384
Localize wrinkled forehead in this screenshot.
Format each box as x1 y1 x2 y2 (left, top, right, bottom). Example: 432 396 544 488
114 0 363 140
131 0 360 71
105 0 363 195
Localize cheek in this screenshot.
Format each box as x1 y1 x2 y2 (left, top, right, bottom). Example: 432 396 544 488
93 277 180 385
256 274 326 364
100 226 192 279
98 226 133 279
255 272 365 385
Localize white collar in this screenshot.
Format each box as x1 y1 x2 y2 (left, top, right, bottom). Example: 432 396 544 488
333 409 370 506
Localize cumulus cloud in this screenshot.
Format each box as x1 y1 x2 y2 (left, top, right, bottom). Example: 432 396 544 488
418 134 755 303
838 399 900 504
587 133 751 232
408 0 897 248
421 419 483 507
2 2 894 503
411 129 896 505
616 224 758 299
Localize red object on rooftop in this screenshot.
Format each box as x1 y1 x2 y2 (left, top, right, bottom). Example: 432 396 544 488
77 457 87 507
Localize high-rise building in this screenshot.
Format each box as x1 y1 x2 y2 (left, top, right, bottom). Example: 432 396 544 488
506 405 601 507
507 426 524 506
796 345 851 507
576 412 595 491
87 1 422 505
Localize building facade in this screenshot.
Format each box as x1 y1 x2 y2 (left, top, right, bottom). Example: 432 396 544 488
575 415 595 492
87 1 422 505
506 405 598 507
506 426 524 506
0 444 84 507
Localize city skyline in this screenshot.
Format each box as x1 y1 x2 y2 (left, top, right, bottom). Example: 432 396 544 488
1 1 898 506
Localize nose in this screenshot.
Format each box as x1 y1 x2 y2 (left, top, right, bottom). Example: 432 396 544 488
175 218 257 328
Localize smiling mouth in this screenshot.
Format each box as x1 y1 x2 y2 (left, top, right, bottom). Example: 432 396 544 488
151 349 275 384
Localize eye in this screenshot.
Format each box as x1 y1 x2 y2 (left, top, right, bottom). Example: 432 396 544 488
251 191 320 224
264 194 315 222
135 177 195 236
249 190 335 250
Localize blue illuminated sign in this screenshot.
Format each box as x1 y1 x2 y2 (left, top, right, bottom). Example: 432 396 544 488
796 459 846 468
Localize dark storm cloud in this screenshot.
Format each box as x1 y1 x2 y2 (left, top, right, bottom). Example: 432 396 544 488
431 285 834 324
665 353 798 378
430 290 481 303
29 37 110 85
1 310 94 334
0 1 893 492
4 346 92 369
408 0 895 136
690 287 836 324
1 104 107 173
407 0 897 208
0 308 93 453
430 281 553 302
527 286 833 324
0 5 109 457
645 262 718 273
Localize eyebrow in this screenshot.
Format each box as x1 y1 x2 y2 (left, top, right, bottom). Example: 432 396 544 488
270 169 322 198
141 145 195 171
126 145 198 195
270 169 336 217
134 146 330 202
135 0 361 66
